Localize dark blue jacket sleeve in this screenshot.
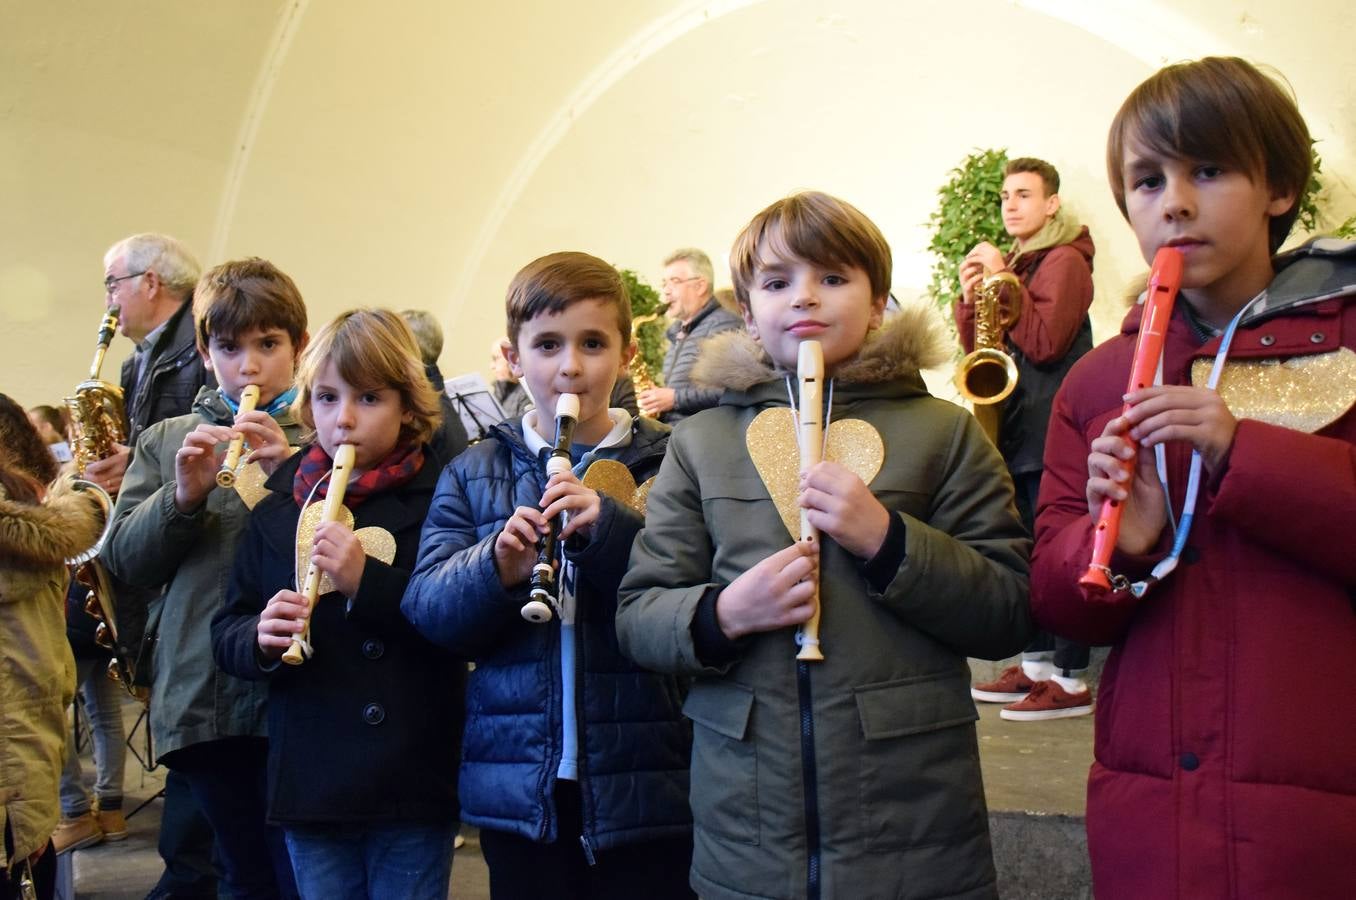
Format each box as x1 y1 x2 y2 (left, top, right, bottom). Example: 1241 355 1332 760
401 462 526 658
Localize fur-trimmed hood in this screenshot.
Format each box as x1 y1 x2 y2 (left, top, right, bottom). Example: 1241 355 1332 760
0 476 105 569
690 302 951 395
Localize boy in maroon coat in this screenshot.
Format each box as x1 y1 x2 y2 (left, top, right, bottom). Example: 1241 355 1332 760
1032 57 1356 899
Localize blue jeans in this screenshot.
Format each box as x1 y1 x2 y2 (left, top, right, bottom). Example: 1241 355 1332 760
169 738 297 900
59 657 127 816
283 822 455 900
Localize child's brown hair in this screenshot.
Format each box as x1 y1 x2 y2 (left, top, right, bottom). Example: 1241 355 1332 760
1106 56 1311 253
505 252 631 347
193 257 308 355
293 308 441 447
729 191 892 310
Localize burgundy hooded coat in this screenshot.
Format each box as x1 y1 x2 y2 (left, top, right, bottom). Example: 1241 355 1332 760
1031 240 1356 900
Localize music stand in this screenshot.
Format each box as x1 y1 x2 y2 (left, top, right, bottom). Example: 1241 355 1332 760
445 372 508 441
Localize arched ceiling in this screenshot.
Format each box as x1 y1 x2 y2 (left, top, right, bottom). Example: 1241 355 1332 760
3 0 1352 407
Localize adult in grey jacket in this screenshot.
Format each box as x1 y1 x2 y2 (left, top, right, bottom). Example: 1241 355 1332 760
637 248 743 424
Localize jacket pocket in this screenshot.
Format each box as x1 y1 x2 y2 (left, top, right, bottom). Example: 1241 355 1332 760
863 461 933 523
683 679 759 845
853 674 986 850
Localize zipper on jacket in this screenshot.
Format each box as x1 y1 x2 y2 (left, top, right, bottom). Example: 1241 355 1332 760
572 604 600 866
797 660 821 900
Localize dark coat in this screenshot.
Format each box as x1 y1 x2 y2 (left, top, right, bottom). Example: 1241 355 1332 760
618 308 1032 900
660 297 744 424
210 449 464 826
425 364 470 465
118 297 215 448
401 415 692 854
1032 240 1356 900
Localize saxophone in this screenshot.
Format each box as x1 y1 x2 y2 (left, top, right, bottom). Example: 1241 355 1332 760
955 272 1022 445
66 305 128 475
629 312 664 398
64 306 147 702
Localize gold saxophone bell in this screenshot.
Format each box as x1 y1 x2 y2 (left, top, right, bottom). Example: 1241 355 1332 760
66 306 128 476
629 312 663 413
956 271 1021 444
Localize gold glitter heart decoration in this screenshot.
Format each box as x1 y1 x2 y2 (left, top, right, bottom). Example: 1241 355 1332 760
232 461 270 509
745 408 885 540
231 446 301 510
582 459 652 516
295 502 397 595
1191 347 1356 434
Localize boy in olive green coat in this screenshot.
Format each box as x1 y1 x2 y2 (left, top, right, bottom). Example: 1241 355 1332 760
617 192 1032 900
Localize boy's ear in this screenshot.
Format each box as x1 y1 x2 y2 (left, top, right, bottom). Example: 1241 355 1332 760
199 346 214 372
502 339 524 378
292 330 310 363
1044 192 1061 219
1266 187 1298 218
869 294 888 332
741 306 760 341
622 339 637 369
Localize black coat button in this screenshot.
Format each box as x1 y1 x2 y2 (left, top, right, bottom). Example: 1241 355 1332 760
1180 752 1199 771
362 638 384 659
362 702 385 726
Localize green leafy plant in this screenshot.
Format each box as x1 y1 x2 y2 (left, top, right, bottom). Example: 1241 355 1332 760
927 148 1009 314
1335 214 1356 240
617 268 666 382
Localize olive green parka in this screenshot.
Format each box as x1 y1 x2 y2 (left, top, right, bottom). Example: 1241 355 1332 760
617 307 1032 899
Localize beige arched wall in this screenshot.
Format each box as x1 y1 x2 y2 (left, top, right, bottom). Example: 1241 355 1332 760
3 0 1353 410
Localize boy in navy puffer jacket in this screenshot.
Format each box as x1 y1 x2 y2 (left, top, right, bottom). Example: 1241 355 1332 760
402 252 693 900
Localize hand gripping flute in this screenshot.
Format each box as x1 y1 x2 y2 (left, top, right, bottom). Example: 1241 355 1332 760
521 393 580 623
216 384 260 488
282 442 356 665
1079 247 1183 598
794 341 825 661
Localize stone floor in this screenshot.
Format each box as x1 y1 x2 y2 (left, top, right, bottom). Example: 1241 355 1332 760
63 655 1098 899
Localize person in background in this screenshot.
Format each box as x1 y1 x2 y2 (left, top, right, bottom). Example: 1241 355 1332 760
958 157 1097 721
489 338 532 419
399 309 471 466
88 232 220 897
636 248 743 423
0 393 105 900
26 406 73 466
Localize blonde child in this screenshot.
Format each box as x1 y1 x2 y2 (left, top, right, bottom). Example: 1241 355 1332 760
212 309 465 899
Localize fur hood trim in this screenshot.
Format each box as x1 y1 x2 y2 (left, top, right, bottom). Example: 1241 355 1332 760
692 302 950 392
0 476 106 567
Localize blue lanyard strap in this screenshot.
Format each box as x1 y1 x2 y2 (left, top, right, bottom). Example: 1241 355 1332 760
1129 292 1264 597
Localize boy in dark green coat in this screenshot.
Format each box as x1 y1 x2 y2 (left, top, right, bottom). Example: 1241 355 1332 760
617 192 1033 900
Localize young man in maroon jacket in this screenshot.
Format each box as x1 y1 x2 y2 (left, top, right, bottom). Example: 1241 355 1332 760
956 157 1096 720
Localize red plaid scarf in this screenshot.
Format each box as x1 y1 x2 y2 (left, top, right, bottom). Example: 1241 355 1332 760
292 442 424 509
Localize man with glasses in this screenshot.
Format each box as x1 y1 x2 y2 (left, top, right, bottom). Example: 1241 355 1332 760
83 233 219 900
85 233 214 495
637 248 743 423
